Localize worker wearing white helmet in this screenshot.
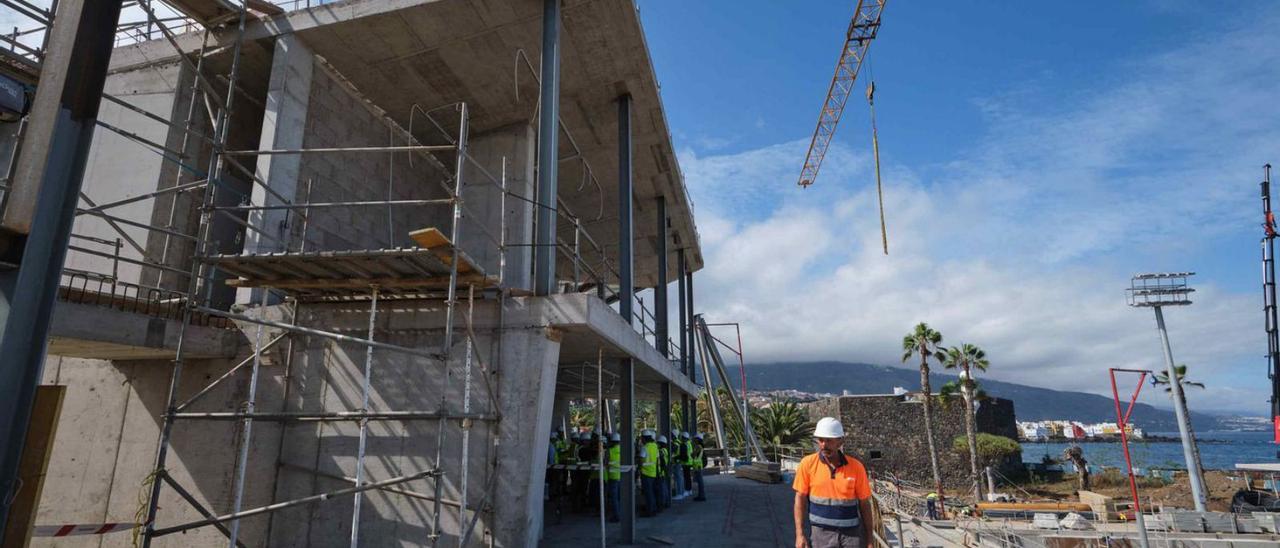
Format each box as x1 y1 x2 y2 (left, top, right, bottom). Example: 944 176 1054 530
670 430 687 500
792 417 870 548
639 429 659 516
656 435 671 509
689 432 706 501
679 432 694 499
605 432 621 522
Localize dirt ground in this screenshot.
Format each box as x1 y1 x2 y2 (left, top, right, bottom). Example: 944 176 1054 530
1006 470 1247 512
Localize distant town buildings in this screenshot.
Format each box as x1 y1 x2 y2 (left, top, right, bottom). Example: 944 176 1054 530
1017 420 1144 441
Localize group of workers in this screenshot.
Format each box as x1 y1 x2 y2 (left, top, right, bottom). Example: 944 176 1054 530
546 425 707 523
546 414 873 548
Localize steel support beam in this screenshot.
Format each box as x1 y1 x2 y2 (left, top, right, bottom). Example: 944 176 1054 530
655 197 668 356
0 0 124 528
686 267 697 384
677 249 687 375
533 0 561 296
617 92 636 544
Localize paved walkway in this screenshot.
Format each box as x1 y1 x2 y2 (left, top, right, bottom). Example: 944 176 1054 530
541 473 796 547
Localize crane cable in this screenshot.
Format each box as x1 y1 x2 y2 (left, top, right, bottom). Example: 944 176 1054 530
867 61 889 255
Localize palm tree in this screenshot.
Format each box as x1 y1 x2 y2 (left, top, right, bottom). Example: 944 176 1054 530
751 399 814 461
1152 364 1207 497
902 322 947 512
944 343 990 502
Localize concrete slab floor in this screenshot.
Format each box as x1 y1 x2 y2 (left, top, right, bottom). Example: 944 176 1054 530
541 473 795 547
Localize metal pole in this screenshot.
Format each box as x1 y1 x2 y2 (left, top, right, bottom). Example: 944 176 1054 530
1262 164 1280 441
1109 369 1151 548
227 289 270 546
533 0 561 296
0 0 123 527
456 286 474 548
655 197 668 356
686 268 697 385
597 349 606 548
431 102 470 543
1152 306 1207 511
349 288 379 547
617 91 636 544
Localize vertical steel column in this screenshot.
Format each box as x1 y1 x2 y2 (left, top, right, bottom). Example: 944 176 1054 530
617 93 636 545
0 0 123 527
655 197 668 356
686 269 696 384
532 0 561 296
677 250 688 375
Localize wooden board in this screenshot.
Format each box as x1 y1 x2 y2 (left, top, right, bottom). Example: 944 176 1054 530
409 227 477 274
2 386 66 548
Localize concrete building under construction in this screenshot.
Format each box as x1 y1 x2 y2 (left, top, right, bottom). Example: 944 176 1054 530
0 1 706 546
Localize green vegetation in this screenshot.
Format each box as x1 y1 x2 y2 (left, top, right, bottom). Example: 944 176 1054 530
951 433 1021 467
902 322 947 500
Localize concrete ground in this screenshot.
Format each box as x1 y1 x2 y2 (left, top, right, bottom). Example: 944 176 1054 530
541 473 796 547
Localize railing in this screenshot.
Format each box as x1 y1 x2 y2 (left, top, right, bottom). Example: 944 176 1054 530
58 270 231 328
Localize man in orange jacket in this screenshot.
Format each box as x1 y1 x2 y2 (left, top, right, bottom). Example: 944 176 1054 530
792 417 872 548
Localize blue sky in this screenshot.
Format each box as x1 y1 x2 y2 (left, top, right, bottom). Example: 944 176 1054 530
637 1 1280 415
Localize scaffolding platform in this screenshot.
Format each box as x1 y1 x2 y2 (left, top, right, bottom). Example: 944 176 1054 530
210 247 496 298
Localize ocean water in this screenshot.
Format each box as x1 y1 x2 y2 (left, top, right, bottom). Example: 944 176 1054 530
1020 431 1280 471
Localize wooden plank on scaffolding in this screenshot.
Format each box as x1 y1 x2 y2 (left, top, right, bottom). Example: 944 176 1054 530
408 227 480 274
245 0 284 16
224 273 495 291
2 385 66 548
164 0 242 26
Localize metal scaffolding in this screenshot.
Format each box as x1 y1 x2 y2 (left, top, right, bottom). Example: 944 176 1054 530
2 1 692 544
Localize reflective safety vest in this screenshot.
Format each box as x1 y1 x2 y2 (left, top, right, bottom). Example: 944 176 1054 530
560 441 577 464
640 442 659 478
607 445 621 481
791 452 870 530
658 446 669 477
685 440 696 467
690 443 704 469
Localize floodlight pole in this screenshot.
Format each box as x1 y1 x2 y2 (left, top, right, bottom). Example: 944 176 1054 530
1151 305 1207 511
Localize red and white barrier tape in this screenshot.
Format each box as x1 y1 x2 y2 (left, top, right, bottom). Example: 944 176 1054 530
33 522 140 537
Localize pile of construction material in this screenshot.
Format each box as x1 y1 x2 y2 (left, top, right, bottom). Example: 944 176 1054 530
734 461 782 484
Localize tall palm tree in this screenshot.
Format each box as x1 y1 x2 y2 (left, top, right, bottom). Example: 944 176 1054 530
750 399 814 461
944 343 989 502
1153 363 1207 497
902 322 947 511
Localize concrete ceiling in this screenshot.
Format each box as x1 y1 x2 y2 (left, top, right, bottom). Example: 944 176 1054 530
119 0 705 289
282 0 703 289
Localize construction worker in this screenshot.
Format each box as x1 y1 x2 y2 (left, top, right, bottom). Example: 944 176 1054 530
792 417 871 548
639 429 659 517
682 432 694 499
550 429 567 497
546 431 559 501
690 433 706 501
606 432 621 522
571 432 589 512
925 492 939 520
657 435 671 509
671 430 686 500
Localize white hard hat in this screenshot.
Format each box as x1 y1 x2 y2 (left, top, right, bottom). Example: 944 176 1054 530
658 435 668 443
682 432 691 439
814 417 845 438
642 429 655 438
610 433 621 442
695 433 704 440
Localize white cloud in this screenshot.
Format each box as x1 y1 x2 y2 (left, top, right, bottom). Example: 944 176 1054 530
679 8 1280 415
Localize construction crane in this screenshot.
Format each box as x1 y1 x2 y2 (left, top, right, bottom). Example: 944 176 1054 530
796 0 886 189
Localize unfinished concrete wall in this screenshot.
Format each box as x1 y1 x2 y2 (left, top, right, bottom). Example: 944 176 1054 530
262 298 560 547
807 395 1022 487
32 352 285 548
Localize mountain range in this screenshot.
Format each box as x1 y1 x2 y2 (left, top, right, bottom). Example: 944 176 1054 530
721 361 1259 432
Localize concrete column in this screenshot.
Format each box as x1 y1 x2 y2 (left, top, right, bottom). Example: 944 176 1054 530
462 123 536 290
493 327 562 547
660 383 671 440
533 0 561 296
0 0 124 527
239 33 313 304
